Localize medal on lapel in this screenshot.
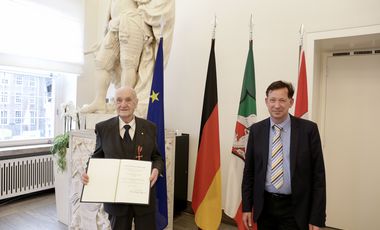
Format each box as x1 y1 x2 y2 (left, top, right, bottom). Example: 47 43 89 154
136 145 143 160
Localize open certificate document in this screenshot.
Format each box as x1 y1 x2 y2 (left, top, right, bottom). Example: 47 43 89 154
81 158 152 205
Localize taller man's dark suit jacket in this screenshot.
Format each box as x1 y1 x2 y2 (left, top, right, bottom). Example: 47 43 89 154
242 115 326 229
91 116 164 216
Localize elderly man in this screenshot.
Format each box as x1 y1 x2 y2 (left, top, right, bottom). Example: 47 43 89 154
82 86 164 230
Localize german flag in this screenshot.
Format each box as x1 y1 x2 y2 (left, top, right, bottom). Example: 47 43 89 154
192 39 222 229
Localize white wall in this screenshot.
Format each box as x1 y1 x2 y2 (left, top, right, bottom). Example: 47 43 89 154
79 0 380 204
163 0 380 204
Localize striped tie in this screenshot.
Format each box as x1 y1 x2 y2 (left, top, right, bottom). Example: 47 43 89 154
271 124 284 189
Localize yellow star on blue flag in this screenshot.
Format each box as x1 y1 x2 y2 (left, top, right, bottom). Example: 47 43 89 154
150 90 160 103
147 37 168 230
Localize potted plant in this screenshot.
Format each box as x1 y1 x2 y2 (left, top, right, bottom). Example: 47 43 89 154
51 132 69 171
51 101 80 225
51 101 80 171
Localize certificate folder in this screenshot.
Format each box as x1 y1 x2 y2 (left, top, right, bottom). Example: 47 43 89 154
81 158 152 205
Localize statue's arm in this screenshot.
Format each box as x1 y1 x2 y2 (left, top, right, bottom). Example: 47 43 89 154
103 0 112 35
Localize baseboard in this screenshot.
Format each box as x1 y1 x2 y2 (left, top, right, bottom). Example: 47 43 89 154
0 188 55 205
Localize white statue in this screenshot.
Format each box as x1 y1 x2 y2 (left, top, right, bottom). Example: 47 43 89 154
81 0 175 117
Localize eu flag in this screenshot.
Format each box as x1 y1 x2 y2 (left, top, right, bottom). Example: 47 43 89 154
147 37 168 230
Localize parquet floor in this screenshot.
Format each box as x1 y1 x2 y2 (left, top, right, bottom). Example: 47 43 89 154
0 191 337 230
0 191 235 230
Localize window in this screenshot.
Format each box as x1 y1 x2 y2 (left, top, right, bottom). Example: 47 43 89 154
0 68 56 143
15 93 21 103
1 77 8 85
29 78 36 87
29 97 36 105
0 0 83 65
29 111 36 125
15 111 22 124
0 111 7 124
1 91 8 103
0 0 83 146
16 76 22 85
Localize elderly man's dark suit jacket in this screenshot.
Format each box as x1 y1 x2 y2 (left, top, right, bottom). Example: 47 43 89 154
91 116 164 216
242 115 326 229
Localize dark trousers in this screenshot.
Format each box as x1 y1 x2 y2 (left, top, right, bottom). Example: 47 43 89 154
108 209 156 230
257 192 300 230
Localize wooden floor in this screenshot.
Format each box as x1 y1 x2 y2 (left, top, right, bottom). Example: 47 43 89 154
0 191 235 230
0 191 66 230
0 191 337 230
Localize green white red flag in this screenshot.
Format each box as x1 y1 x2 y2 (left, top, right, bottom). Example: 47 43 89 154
225 40 257 230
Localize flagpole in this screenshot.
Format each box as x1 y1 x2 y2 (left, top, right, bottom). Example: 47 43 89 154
159 15 165 38
295 24 309 118
212 14 217 39
298 24 304 72
249 13 254 42
193 17 221 229
225 14 257 229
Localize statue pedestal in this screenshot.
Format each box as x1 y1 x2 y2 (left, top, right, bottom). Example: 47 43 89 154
67 114 176 229
54 151 70 225
67 130 110 229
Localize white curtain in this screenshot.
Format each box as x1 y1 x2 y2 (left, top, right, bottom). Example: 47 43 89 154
0 0 84 73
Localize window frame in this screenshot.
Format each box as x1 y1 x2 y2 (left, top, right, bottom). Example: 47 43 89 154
0 67 58 148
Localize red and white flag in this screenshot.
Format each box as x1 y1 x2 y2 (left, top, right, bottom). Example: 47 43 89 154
294 48 308 118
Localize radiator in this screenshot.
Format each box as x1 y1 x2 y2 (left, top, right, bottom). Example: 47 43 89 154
0 154 55 199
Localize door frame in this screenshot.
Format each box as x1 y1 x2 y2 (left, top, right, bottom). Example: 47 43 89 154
304 25 380 228
305 25 380 140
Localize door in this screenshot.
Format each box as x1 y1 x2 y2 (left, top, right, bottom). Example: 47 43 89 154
324 54 380 230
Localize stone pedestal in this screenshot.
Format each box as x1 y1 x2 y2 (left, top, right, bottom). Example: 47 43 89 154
82 113 116 130
164 130 176 230
54 150 70 225
68 130 110 230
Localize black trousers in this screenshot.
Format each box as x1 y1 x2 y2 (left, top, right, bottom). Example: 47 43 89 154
257 192 300 230
108 209 156 230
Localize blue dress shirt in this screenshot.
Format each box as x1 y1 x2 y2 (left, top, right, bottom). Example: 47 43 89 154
265 114 292 194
